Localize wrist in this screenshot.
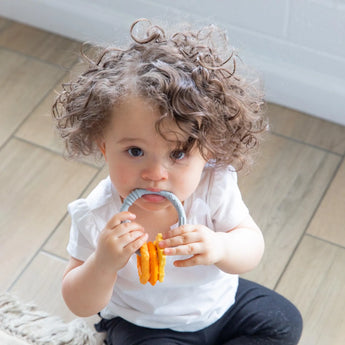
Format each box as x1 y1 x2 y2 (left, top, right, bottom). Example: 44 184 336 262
214 228 264 274
214 232 230 267
91 252 119 280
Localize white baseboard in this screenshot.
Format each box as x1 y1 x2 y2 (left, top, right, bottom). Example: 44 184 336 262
1 0 344 126
257 58 345 126
0 0 133 43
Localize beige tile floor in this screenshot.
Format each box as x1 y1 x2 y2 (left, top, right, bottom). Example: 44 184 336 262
0 18 344 345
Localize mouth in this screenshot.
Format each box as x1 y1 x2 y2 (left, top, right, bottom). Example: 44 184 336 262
141 193 167 203
138 188 169 203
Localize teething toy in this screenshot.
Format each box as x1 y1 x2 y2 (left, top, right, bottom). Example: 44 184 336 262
120 189 186 285
120 189 186 225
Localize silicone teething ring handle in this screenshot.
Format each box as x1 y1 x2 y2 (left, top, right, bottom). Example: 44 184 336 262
120 189 186 226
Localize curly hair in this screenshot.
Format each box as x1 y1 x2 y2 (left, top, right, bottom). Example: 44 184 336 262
53 18 267 170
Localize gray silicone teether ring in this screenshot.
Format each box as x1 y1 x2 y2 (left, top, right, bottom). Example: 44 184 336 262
120 189 186 225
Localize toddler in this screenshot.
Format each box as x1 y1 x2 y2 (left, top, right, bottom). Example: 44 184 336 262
53 19 302 345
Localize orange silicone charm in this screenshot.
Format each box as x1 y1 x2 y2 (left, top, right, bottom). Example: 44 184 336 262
136 233 166 285
148 241 158 285
137 243 150 284
155 233 166 282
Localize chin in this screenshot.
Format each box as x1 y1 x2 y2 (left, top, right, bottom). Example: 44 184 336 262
138 199 172 212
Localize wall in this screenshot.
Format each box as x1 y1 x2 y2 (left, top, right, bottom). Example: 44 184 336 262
1 0 345 125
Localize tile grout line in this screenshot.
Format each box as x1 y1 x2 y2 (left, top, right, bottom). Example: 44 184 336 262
1 61 102 167
12 69 70 135
4 45 82 147
40 249 69 263
306 233 345 251
1 56 103 170
0 18 13 35
7 246 68 292
0 44 81 70
6 210 73 291
0 71 68 153
38 167 105 262
37 166 104 252
7 165 103 292
270 131 344 157
42 212 70 247
13 135 104 170
273 155 344 291
26 164 105 256
7 248 42 292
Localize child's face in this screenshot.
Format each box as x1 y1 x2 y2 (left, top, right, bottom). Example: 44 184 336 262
99 95 207 212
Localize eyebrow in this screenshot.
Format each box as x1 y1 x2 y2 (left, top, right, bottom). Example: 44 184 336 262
116 136 184 150
116 137 146 145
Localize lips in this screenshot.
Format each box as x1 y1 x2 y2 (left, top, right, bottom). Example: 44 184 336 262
135 188 167 203
141 193 167 203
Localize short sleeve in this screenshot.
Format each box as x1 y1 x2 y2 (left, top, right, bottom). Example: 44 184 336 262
208 167 249 232
66 199 99 261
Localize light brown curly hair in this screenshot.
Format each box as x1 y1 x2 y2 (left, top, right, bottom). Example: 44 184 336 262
53 18 267 170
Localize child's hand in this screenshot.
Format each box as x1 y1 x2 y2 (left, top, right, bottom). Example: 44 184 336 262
159 225 225 267
159 216 264 274
94 212 148 273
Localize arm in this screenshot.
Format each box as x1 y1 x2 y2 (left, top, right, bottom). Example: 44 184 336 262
213 215 264 274
62 211 147 317
159 214 264 275
62 255 117 317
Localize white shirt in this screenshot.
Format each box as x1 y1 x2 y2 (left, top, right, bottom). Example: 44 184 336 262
67 165 249 331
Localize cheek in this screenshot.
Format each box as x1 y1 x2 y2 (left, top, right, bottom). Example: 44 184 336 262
108 161 134 189
186 173 202 192
174 165 204 198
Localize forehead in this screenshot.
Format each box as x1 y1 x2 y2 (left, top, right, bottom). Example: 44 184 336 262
108 95 187 143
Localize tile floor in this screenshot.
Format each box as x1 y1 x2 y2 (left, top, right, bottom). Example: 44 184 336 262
0 18 344 345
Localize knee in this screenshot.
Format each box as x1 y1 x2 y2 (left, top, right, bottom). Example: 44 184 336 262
269 297 303 344
235 280 303 344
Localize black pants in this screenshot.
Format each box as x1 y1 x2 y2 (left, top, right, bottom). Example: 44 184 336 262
95 278 303 345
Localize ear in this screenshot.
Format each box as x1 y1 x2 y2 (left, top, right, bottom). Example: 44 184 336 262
97 140 107 161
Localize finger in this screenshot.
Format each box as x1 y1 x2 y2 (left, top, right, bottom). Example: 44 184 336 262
106 211 136 229
174 255 201 267
164 241 203 256
160 230 201 249
119 229 146 246
163 224 196 239
113 221 145 238
123 232 148 253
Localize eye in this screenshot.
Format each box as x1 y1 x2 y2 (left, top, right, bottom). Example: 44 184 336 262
170 150 186 161
128 147 144 157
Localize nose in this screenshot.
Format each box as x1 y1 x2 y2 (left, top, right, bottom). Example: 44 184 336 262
141 160 168 182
